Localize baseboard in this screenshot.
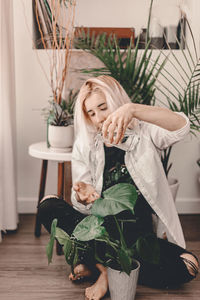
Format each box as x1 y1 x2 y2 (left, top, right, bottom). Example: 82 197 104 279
175 198 200 214
17 197 200 214
17 197 38 214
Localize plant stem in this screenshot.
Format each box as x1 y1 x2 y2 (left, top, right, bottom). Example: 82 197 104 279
146 0 154 43
113 216 127 249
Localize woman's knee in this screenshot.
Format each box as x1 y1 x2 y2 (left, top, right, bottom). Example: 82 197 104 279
38 195 60 210
39 194 59 206
180 253 199 277
37 195 64 233
37 195 61 221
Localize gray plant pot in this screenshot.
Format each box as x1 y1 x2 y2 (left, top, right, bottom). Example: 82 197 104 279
168 176 179 202
107 260 140 300
48 124 74 152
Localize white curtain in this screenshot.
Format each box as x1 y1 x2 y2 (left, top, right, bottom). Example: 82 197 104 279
0 0 18 242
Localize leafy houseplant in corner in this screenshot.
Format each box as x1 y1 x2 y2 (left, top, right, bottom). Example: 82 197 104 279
46 183 160 300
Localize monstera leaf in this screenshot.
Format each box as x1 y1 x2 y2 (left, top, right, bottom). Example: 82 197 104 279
73 215 106 241
91 183 138 217
117 248 133 275
46 218 57 264
55 227 77 265
55 227 71 245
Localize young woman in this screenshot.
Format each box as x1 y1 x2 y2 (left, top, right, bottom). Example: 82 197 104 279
38 75 198 300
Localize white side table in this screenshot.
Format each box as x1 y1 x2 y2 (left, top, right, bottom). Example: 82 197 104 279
28 142 72 239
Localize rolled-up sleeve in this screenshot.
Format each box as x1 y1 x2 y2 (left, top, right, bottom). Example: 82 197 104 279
71 139 92 215
144 112 190 150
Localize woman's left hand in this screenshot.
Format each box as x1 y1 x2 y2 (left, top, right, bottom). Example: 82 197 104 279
102 103 134 144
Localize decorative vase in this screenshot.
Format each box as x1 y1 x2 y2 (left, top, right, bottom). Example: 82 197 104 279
168 177 179 202
149 17 164 49
138 28 147 49
165 25 177 49
107 260 140 300
48 124 74 152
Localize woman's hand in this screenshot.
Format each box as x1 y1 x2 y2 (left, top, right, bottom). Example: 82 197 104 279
73 182 100 205
102 103 134 144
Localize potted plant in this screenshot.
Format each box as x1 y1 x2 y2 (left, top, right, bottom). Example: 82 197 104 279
42 89 78 152
46 183 160 300
33 0 77 150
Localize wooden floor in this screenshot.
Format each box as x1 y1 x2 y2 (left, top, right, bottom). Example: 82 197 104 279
0 214 199 300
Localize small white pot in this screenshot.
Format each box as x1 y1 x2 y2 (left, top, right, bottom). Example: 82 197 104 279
168 177 179 202
48 124 74 152
107 260 140 300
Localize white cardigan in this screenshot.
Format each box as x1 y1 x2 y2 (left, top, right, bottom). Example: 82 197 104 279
71 113 190 248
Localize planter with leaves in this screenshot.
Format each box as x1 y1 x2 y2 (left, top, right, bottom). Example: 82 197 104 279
42 90 78 151
46 183 160 299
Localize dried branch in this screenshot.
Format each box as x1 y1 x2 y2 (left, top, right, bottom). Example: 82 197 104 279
33 0 76 104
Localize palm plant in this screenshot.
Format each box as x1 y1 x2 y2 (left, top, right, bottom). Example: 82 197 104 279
74 30 166 106
155 20 200 176
74 17 200 177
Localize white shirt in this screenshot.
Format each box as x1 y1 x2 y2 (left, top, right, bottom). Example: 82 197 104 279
71 112 190 248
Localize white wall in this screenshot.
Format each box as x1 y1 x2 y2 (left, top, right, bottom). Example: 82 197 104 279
76 0 185 36
14 0 200 214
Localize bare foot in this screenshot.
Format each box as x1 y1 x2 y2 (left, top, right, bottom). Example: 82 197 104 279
85 264 108 300
69 264 92 281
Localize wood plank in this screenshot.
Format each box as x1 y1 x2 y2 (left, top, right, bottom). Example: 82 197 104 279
0 214 199 300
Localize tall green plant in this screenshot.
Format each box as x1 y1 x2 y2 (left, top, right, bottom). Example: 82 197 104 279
74 14 200 177
154 19 200 176
74 30 167 106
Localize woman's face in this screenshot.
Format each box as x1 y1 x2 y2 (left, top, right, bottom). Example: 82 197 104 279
84 92 111 131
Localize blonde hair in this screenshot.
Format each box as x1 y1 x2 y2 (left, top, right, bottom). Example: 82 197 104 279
74 75 131 143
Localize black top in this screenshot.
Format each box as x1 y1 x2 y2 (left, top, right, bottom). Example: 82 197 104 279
102 145 154 245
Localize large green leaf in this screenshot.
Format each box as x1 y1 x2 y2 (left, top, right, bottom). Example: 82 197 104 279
73 215 106 241
63 239 76 266
91 183 137 217
55 227 70 245
54 227 77 266
117 248 133 275
46 218 57 265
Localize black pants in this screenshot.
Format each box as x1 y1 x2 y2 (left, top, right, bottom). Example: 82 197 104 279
37 197 197 288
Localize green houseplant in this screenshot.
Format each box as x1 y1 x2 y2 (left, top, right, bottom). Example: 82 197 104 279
46 183 160 299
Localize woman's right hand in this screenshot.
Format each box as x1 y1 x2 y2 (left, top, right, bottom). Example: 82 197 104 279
73 182 100 205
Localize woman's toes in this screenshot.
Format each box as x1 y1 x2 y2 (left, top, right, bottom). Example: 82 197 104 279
85 286 93 298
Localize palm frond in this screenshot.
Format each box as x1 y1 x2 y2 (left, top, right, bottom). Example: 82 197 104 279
74 29 165 106
74 22 200 177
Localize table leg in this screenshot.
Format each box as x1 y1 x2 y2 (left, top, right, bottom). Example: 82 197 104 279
57 162 64 198
35 159 48 237
56 162 65 255
64 161 72 205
